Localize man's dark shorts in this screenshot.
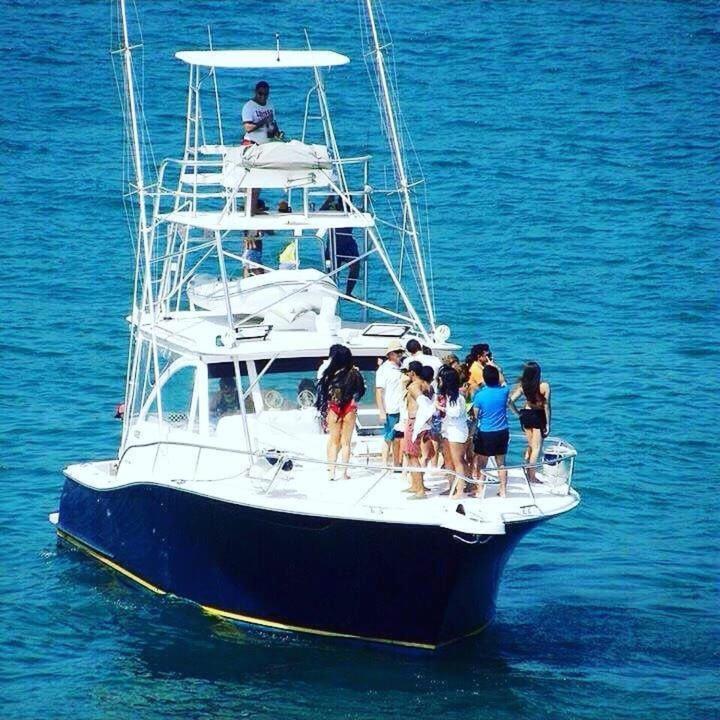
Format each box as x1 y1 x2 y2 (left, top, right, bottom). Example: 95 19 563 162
473 428 509 456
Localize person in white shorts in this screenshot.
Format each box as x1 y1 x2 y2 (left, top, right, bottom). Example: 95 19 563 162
436 365 469 498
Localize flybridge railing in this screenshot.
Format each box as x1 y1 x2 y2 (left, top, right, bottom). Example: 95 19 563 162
141 151 377 316
117 436 577 513
142 148 437 335
151 153 373 217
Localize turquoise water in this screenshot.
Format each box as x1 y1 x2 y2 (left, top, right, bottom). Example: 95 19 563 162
2 1 718 718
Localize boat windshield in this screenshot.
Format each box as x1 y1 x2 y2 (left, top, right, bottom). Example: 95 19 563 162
208 357 382 421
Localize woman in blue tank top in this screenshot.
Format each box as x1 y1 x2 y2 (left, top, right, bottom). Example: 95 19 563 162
471 365 510 497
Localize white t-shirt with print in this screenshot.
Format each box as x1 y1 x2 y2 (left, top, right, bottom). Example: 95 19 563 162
242 99 276 144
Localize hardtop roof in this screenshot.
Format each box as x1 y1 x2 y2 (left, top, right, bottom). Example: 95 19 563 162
175 49 350 69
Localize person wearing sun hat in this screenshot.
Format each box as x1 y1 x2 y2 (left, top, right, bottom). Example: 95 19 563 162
376 340 405 468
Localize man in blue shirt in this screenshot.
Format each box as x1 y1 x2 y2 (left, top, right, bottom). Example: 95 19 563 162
471 365 510 497
321 195 360 296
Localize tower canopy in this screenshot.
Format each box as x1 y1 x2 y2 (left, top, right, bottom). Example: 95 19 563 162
175 49 350 69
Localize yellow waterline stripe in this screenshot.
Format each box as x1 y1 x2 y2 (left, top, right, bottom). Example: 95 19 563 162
456 619 494 644
57 528 490 649
57 529 166 595
201 603 436 649
201 607 492 650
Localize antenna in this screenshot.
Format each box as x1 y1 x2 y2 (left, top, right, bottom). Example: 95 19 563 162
207 24 224 146
117 0 164 446
363 0 436 334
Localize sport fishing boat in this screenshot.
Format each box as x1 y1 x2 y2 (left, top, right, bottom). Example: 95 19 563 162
52 0 580 649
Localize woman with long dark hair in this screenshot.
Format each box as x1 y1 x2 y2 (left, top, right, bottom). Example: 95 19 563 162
436 365 469 498
509 361 551 484
316 345 366 480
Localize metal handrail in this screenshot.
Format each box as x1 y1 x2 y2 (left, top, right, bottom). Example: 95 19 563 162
120 434 577 477
154 154 373 205
158 153 372 173
118 433 577 506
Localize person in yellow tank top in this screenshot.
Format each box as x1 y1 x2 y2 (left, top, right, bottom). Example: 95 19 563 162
466 343 504 391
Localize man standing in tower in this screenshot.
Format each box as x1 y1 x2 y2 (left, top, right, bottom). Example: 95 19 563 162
242 81 282 145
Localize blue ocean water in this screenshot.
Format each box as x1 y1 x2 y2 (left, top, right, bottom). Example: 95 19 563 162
1 0 718 717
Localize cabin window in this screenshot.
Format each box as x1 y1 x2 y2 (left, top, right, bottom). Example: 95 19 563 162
208 374 256 422
146 365 197 429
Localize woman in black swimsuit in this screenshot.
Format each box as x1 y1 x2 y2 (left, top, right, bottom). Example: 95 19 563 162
509 361 551 484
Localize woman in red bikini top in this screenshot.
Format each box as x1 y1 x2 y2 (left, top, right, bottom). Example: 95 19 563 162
316 345 366 481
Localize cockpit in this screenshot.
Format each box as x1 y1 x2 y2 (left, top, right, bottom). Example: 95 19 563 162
136 353 385 441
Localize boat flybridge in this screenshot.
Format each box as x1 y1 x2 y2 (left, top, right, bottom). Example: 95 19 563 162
55 1 580 650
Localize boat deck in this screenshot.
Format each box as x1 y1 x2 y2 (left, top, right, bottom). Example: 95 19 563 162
65 454 579 536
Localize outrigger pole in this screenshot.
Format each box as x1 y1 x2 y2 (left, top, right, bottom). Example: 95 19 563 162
118 0 164 450
364 0 437 334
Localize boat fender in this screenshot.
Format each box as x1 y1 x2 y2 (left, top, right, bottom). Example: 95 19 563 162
266 452 293 472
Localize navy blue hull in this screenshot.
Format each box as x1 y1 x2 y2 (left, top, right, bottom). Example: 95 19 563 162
57 477 540 648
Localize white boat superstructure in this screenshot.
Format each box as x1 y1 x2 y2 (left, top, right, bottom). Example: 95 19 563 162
114 40 440 455
105 2 579 544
